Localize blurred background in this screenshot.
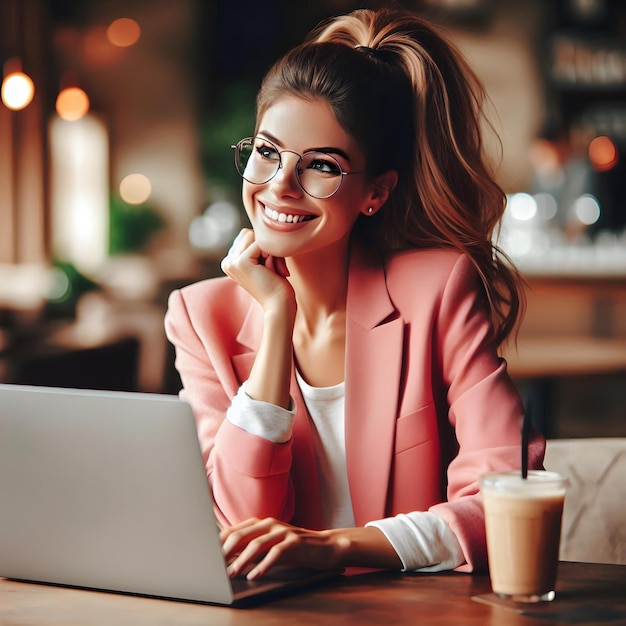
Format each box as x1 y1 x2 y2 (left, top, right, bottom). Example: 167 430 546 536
1 0 625 439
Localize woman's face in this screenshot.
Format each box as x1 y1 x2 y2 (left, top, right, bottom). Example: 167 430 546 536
241 96 377 261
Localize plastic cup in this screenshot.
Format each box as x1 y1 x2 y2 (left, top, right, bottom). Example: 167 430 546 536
480 470 569 602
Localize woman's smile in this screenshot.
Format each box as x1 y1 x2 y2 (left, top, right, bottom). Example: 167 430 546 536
262 203 317 225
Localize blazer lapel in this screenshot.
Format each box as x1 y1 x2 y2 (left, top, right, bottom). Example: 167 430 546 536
345 244 404 525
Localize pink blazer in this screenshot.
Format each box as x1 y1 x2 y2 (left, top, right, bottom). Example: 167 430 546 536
165 244 545 572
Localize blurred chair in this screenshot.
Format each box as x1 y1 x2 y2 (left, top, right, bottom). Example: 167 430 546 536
544 438 626 565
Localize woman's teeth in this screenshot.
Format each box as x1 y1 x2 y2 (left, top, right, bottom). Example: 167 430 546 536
264 206 313 223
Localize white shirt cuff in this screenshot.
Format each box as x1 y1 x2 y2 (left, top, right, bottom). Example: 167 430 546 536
226 383 296 443
366 511 465 572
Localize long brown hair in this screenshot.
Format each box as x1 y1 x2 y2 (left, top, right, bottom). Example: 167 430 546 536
256 8 524 345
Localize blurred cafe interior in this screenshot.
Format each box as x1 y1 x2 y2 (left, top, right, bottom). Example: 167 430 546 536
1 0 625 442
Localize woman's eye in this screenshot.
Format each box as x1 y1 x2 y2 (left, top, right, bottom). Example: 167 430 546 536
309 157 341 175
256 145 279 160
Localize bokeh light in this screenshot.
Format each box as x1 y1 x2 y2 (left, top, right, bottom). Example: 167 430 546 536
503 230 533 257
588 135 619 172
56 86 90 121
49 114 109 273
533 192 559 221
507 193 537 221
573 194 601 225
189 201 241 252
47 267 72 302
119 173 152 204
1 71 35 110
107 18 141 48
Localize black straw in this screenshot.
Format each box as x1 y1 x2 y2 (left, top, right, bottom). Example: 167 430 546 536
521 397 532 480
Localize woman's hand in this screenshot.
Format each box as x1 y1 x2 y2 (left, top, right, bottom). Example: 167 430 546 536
221 229 294 314
220 518 403 580
221 518 340 580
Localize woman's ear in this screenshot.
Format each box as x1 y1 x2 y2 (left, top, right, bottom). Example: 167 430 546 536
361 170 398 216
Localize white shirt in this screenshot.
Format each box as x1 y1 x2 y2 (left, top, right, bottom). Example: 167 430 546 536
227 381 465 571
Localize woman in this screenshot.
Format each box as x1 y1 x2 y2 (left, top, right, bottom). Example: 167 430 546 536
165 8 545 580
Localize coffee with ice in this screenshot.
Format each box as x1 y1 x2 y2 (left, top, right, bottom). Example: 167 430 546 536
480 470 569 603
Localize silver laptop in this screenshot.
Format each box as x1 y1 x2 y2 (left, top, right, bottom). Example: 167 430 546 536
0 383 339 605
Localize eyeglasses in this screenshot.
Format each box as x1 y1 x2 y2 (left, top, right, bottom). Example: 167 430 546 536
231 136 362 199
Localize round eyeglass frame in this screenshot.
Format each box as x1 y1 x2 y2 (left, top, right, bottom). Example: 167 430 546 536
231 136 363 199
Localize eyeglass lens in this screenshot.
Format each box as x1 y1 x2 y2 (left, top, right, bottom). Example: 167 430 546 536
234 137 345 199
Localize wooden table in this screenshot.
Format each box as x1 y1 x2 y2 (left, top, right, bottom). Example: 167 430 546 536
1 561 624 625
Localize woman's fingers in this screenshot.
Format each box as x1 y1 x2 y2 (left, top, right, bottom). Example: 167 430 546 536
226 524 289 579
220 517 263 552
220 517 337 580
243 537 293 580
271 256 290 278
220 230 295 310
221 518 280 577
221 517 277 559
264 255 289 278
221 229 259 273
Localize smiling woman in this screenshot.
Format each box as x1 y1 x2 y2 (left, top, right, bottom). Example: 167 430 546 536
165 7 545 582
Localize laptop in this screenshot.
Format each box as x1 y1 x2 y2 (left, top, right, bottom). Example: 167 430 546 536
0 383 341 606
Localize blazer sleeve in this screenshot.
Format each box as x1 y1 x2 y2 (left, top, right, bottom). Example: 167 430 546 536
164 287 295 526
427 255 545 572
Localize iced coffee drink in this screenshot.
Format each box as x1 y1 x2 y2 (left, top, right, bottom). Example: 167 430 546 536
480 470 569 603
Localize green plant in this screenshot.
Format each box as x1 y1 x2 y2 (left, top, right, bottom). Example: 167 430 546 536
108 195 165 255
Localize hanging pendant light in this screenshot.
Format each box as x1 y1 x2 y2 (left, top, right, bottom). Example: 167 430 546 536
56 84 90 121
1 56 35 111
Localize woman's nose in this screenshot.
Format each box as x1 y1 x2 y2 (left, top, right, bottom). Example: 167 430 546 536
270 153 303 198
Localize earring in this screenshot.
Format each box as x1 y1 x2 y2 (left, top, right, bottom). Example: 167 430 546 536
367 207 373 214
